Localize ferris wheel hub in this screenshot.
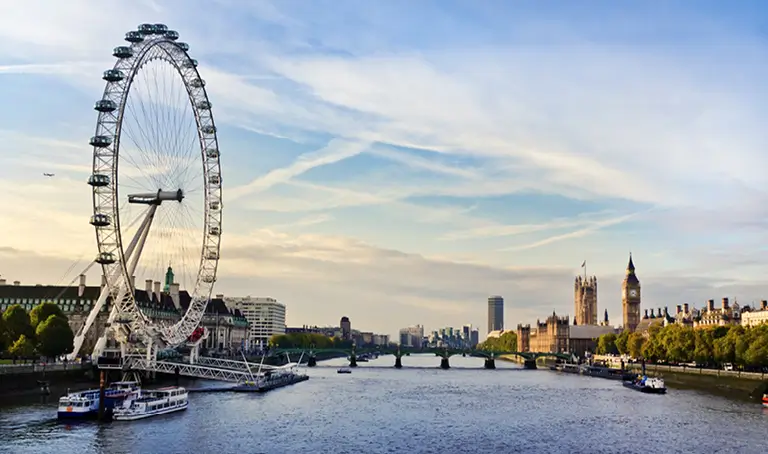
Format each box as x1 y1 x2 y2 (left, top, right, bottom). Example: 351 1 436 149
128 189 184 205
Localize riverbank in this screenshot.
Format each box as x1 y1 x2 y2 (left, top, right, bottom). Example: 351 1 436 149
628 364 768 402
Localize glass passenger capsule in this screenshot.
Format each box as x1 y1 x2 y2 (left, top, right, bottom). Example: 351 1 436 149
113 46 133 59
205 148 219 158
208 175 221 185
153 24 168 33
125 31 143 43
164 30 179 41
189 78 205 88
209 226 220 236
176 42 190 52
103 69 125 82
96 252 116 265
182 59 198 68
138 23 156 35
197 100 212 110
90 214 111 227
209 201 220 210
89 136 112 147
94 100 117 112
205 251 219 260
201 125 216 134
88 174 111 187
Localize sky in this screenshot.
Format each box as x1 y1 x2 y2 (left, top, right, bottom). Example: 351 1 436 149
0 0 767 340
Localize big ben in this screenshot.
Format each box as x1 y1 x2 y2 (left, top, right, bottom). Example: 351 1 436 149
622 253 641 332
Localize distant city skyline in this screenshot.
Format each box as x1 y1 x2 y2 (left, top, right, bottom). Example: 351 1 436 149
1 1 767 338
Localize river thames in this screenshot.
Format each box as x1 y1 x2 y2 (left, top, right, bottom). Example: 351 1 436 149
1 354 767 453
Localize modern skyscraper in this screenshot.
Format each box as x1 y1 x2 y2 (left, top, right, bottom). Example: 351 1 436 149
622 254 642 332
487 296 504 333
340 316 351 340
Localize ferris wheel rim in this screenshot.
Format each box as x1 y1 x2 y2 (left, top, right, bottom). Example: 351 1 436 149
89 24 222 348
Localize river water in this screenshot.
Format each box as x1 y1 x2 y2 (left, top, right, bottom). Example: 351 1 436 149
1 354 767 453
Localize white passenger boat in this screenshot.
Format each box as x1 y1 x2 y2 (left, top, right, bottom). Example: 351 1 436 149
113 386 188 421
57 381 140 420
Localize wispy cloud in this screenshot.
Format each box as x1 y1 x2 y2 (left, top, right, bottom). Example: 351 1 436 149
227 138 369 201
501 211 651 252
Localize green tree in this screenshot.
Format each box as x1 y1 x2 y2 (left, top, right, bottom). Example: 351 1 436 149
627 332 645 358
2 304 33 343
35 315 74 360
0 315 7 352
477 331 517 352
596 333 618 355
30 302 64 330
744 334 768 367
8 334 35 357
615 330 630 355
693 329 715 366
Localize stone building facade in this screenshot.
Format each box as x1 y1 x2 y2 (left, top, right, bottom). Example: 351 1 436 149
574 276 598 326
622 254 642 332
517 312 570 354
0 270 249 356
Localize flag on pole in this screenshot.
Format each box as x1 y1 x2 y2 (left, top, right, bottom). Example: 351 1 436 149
581 260 586 268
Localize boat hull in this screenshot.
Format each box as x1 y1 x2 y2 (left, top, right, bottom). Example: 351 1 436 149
622 382 667 394
114 402 188 421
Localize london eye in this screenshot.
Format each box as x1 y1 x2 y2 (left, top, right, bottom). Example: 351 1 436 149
71 23 222 359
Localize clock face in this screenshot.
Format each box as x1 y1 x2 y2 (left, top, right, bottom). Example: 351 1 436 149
629 289 638 298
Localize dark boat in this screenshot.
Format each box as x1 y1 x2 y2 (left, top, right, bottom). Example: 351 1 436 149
623 376 667 394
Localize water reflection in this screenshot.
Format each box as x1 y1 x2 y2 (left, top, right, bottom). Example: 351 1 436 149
1 354 767 454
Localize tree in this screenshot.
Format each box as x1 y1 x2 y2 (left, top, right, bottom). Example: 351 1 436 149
596 333 619 355
627 332 645 359
615 330 630 355
2 304 33 343
0 315 7 352
8 334 35 358
36 315 74 359
30 302 64 330
477 331 517 352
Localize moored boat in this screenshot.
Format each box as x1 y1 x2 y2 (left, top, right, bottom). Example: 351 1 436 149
337 367 352 374
113 386 188 421
622 375 667 394
57 381 140 420
762 394 768 408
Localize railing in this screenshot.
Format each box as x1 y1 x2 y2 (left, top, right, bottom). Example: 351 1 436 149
124 355 249 382
0 360 92 375
628 363 767 381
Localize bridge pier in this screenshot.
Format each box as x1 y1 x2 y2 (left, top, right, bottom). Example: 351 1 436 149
523 358 537 370
440 357 450 369
349 355 358 368
394 356 402 368
307 356 317 367
484 358 496 369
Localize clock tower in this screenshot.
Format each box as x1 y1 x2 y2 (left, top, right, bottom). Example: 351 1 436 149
622 253 641 332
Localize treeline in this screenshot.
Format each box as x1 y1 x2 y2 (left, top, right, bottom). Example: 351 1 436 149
0 302 75 360
596 324 768 369
269 332 354 349
477 331 517 352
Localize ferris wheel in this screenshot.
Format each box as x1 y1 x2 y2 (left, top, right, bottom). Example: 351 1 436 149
81 23 222 355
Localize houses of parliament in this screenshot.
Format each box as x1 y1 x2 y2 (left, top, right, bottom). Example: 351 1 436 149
517 254 642 356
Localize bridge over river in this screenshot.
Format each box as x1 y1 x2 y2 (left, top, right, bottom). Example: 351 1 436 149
268 346 571 369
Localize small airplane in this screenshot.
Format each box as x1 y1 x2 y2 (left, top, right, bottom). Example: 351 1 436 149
43 173 55 177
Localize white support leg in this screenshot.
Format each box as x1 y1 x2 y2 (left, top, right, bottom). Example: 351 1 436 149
69 206 158 360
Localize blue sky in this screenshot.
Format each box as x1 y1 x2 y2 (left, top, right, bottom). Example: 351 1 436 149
0 0 767 339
